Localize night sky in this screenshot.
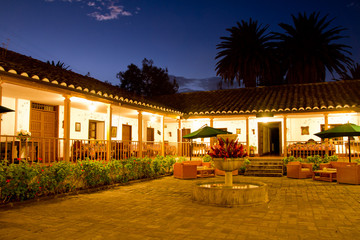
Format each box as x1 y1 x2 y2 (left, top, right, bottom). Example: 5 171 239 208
1 0 359 91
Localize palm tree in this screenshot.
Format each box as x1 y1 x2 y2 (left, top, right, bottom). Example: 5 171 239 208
215 19 276 88
275 12 352 84
47 60 71 70
338 62 360 80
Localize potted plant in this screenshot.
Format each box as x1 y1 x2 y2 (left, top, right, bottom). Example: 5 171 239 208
208 136 247 186
249 145 256 157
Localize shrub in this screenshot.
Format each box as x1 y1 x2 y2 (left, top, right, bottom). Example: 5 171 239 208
0 155 177 204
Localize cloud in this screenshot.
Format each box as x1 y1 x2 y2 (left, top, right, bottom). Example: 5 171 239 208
44 0 134 21
88 4 132 21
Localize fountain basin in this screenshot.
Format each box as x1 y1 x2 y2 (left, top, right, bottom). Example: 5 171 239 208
192 181 269 207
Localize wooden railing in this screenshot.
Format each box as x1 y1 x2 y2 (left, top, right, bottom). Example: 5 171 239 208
0 135 249 163
286 140 360 159
0 135 64 164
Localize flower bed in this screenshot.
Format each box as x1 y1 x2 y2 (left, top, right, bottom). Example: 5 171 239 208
0 155 176 204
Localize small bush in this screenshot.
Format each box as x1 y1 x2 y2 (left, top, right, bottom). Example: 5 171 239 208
0 155 177 204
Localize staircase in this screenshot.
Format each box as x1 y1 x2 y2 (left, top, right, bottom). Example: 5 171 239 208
244 157 284 177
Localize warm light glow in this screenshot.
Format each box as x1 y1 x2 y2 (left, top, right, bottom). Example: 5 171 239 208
342 114 352 123
89 102 96 112
150 116 157 123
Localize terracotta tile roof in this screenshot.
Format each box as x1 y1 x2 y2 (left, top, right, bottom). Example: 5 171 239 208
0 48 180 115
154 80 360 116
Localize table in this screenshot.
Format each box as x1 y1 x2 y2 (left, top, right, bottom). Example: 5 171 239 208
313 170 337 182
196 167 215 178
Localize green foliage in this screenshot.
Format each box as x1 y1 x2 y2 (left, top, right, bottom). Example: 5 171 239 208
239 158 251 173
176 156 187 163
283 156 303 165
0 156 177 204
202 154 212 162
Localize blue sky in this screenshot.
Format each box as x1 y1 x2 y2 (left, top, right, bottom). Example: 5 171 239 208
0 0 359 89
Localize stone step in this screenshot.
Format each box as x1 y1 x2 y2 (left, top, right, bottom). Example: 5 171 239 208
248 165 283 169
246 169 283 174
245 158 284 177
244 172 283 177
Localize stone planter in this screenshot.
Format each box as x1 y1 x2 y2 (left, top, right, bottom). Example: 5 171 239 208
213 158 244 186
213 158 244 172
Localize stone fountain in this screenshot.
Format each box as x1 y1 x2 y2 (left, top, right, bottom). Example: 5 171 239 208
192 134 269 207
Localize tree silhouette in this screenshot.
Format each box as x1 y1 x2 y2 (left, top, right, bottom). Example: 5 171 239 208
338 62 360 80
47 60 71 70
117 58 178 97
215 19 276 87
275 12 352 84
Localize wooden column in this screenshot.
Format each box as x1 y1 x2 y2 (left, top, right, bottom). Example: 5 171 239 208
324 113 329 156
106 104 112 161
0 80 2 136
161 116 165 156
246 116 250 155
210 117 214 147
63 95 71 162
177 119 182 156
138 111 143 158
283 115 287 157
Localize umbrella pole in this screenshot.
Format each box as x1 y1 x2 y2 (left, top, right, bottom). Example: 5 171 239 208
190 140 192 161
348 136 351 163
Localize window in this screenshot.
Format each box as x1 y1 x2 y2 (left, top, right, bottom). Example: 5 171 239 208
301 126 309 135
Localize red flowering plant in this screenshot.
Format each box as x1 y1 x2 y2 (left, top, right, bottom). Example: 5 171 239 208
208 137 247 159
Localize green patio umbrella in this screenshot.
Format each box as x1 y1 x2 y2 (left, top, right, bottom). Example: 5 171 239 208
0 106 14 113
183 126 232 139
183 125 232 160
314 123 360 162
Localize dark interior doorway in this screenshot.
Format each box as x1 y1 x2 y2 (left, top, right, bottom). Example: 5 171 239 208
258 122 281 156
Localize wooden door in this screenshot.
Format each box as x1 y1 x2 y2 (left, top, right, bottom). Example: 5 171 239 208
147 127 154 142
89 120 105 140
182 128 191 157
30 103 58 162
122 124 132 142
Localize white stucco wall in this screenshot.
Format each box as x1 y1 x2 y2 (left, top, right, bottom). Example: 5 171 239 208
1 97 16 135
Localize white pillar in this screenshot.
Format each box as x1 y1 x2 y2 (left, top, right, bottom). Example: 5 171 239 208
63 95 71 162
283 115 287 157
161 116 165 156
138 111 143 158
246 116 250 155
106 104 112 161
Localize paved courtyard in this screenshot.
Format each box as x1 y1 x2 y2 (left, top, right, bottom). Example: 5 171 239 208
1 175 360 240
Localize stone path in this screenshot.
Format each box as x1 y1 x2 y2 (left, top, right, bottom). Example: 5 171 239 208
1 175 360 239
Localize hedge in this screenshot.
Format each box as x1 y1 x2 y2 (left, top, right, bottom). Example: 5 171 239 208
0 155 176 204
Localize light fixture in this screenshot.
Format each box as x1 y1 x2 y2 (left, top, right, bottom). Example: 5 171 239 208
89 102 96 112
256 112 274 118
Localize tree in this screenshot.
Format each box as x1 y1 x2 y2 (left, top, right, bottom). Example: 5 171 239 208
338 62 360 80
117 59 179 97
47 60 71 70
275 12 352 84
215 18 277 88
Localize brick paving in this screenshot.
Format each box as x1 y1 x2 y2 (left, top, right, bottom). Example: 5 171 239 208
1 175 360 240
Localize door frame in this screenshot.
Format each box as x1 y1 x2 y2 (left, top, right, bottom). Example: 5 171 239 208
257 121 282 156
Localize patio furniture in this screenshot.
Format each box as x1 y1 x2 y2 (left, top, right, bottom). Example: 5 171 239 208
173 161 212 179
173 162 197 179
287 142 335 158
286 161 313 179
320 161 357 170
313 169 337 182
196 166 215 178
337 165 360 184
